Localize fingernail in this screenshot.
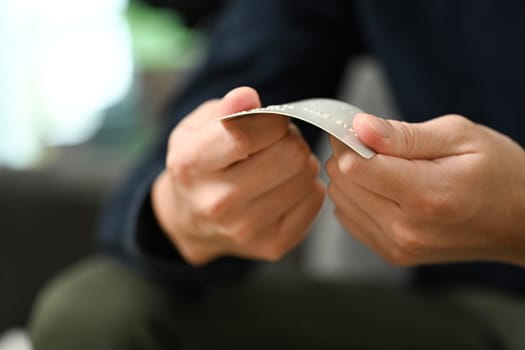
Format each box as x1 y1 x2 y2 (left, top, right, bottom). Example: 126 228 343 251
361 114 391 139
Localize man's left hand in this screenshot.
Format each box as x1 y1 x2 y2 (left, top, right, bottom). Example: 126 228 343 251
327 113 525 267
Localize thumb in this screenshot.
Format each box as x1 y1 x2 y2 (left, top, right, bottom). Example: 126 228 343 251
218 86 261 117
353 113 460 159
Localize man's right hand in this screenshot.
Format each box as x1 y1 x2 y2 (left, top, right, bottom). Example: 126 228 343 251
151 87 325 266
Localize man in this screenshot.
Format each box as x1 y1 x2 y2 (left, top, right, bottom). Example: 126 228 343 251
30 1 525 349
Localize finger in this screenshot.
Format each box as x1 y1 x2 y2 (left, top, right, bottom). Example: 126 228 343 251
217 156 320 241
170 117 290 174
325 156 401 208
217 86 262 118
213 125 314 202
182 126 316 219
327 180 396 259
326 149 424 202
329 177 402 243
327 179 401 229
352 113 475 159
169 88 289 172
329 175 473 266
221 114 290 157
333 207 388 262
238 180 325 261
186 86 260 124
330 135 353 157
328 181 383 233
219 86 290 157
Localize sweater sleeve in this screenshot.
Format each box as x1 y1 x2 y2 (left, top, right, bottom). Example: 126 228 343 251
98 0 364 290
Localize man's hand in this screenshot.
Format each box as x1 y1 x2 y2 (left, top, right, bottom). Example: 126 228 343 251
152 87 325 266
327 113 525 267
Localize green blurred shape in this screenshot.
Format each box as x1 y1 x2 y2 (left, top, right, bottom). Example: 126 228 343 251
127 0 202 71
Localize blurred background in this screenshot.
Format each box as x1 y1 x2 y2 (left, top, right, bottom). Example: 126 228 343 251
0 0 222 335
0 0 404 346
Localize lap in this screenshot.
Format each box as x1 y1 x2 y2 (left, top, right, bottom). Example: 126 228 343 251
29 256 179 349
29 256 525 350
190 274 491 349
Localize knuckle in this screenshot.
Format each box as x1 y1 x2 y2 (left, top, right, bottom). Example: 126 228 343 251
382 247 416 267
283 135 310 171
447 114 472 128
166 156 193 183
229 221 255 245
398 121 418 156
184 254 208 267
454 116 477 139
179 245 209 267
310 185 326 210
261 245 286 262
338 153 360 176
314 182 326 202
442 114 475 137
193 190 236 219
327 183 339 201
308 156 321 177
386 222 425 266
325 157 339 179
193 200 217 219
413 190 456 218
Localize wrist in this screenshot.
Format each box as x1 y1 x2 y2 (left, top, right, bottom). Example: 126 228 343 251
151 170 222 266
506 186 525 267
490 162 525 267
151 170 177 239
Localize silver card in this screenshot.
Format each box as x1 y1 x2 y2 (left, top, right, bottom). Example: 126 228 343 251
219 98 376 159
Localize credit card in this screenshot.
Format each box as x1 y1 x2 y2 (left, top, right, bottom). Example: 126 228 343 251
219 98 376 159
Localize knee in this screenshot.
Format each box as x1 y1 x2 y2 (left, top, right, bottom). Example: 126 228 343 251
29 257 170 349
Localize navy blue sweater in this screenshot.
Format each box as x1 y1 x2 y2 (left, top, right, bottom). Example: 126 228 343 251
100 0 525 293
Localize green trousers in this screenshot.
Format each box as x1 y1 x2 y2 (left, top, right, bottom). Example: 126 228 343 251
29 256 525 349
